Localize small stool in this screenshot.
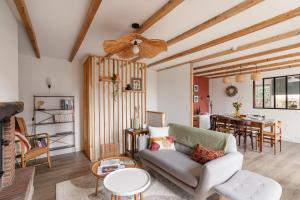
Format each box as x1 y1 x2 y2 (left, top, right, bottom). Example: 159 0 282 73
214 170 282 200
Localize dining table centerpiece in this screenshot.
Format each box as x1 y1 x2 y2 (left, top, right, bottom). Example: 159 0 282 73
232 100 242 117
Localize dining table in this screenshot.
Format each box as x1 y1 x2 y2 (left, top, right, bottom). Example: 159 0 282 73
216 115 275 152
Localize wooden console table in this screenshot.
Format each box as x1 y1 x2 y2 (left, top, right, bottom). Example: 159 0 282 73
125 129 149 159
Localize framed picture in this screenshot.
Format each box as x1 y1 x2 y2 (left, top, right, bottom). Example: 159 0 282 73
193 84 199 92
193 95 199 103
131 78 142 91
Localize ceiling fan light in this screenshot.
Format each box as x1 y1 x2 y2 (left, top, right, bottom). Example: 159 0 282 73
235 74 245 83
132 40 140 54
251 72 262 81
223 76 232 84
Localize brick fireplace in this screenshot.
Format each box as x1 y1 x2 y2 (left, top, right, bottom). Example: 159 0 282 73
0 102 24 188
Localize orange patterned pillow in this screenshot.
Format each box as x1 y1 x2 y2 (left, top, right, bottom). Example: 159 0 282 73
191 144 224 164
150 136 176 151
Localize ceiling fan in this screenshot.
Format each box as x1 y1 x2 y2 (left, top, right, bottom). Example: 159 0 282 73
103 23 168 59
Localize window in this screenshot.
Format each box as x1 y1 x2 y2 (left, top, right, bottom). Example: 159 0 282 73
253 74 300 110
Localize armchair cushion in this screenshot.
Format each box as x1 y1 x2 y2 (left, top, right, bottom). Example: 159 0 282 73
15 131 31 151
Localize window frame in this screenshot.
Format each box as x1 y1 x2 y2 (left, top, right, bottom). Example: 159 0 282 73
253 74 300 110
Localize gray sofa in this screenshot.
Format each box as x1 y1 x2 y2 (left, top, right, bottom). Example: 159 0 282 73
138 123 243 200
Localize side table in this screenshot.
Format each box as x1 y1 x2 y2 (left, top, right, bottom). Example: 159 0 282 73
104 168 151 200
125 129 149 159
91 156 137 196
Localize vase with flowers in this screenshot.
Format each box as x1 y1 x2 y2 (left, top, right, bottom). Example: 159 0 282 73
232 99 242 117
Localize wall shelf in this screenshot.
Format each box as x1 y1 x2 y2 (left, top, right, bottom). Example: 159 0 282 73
33 95 75 152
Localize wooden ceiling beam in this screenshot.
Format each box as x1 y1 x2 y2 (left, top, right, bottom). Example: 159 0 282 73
134 0 262 62
157 28 300 72
198 59 300 77
108 0 183 58
149 7 300 67
194 51 300 75
208 63 300 79
14 0 40 58
194 42 300 70
136 0 184 34
69 0 102 62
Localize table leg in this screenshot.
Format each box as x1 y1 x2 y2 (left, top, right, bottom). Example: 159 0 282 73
140 193 144 200
132 134 136 159
259 126 263 152
125 130 128 156
95 178 99 195
134 194 139 200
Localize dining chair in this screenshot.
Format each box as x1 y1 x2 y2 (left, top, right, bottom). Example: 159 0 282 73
215 116 231 133
258 121 282 155
235 120 253 152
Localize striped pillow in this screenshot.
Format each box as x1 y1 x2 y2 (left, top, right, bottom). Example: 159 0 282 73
15 131 31 154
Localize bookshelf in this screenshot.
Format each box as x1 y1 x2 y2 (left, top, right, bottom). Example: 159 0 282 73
33 95 75 151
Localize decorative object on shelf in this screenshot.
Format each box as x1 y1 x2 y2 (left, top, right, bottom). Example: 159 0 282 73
232 98 242 117
36 100 45 110
46 77 53 95
103 23 167 59
131 78 142 91
223 76 232 84
251 65 262 81
132 106 140 129
193 95 199 103
225 85 238 97
193 84 199 92
61 99 73 110
125 84 132 91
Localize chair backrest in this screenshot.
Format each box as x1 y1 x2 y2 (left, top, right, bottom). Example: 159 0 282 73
274 121 282 135
216 116 230 125
146 111 166 127
15 117 27 135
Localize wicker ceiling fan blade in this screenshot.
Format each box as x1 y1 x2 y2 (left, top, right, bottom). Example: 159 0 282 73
116 45 135 59
138 39 168 58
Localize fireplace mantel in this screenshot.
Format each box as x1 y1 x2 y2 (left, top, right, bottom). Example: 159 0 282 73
0 102 24 121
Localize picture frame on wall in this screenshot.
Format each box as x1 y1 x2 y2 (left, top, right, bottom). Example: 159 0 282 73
131 78 142 91
193 95 199 103
193 84 199 92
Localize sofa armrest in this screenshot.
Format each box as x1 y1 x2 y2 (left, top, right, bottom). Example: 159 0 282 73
137 135 150 151
195 152 243 197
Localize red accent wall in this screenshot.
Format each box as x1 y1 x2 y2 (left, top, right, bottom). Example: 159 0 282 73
193 76 209 114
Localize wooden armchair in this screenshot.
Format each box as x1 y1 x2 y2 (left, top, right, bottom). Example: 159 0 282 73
15 117 52 168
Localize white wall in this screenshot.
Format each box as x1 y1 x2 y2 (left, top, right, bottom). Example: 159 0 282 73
209 68 300 143
157 64 192 125
146 68 157 111
18 54 82 155
0 1 19 101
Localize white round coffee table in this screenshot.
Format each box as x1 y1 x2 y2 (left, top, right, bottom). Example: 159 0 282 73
103 168 151 200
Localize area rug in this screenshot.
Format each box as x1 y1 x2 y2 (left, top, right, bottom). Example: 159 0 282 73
56 170 218 200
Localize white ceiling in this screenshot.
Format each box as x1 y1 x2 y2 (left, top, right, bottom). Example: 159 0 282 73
7 0 300 73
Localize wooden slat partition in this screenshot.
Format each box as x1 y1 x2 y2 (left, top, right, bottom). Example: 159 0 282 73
83 56 147 160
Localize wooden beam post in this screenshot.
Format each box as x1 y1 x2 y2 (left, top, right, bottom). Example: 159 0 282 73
69 0 102 62
14 0 40 58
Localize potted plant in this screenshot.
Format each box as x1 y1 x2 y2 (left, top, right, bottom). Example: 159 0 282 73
232 99 242 117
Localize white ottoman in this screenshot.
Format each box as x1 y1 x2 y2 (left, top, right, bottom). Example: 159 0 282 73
214 170 282 200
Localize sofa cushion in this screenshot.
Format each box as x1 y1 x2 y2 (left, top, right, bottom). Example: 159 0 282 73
191 144 224 164
139 149 202 187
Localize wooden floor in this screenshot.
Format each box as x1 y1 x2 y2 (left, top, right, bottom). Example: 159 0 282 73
32 141 300 200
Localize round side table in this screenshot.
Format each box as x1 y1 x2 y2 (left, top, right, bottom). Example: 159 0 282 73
103 168 151 200
91 156 137 196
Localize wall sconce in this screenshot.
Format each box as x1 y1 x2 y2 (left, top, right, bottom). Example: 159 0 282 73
46 77 52 95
